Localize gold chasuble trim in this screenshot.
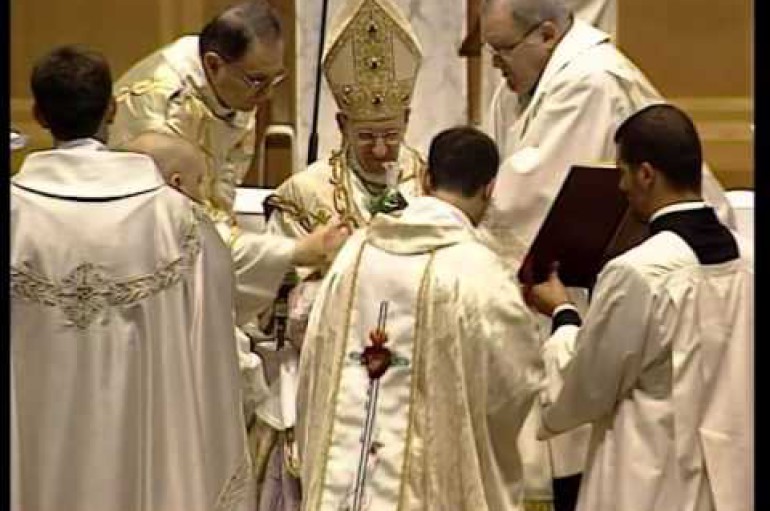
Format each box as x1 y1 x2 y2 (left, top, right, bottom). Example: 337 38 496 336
329 144 425 229
313 240 437 510
314 241 369 511
11 204 206 329
397 250 436 510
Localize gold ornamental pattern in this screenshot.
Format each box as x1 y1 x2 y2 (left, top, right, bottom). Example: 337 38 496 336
11 206 205 329
323 0 422 120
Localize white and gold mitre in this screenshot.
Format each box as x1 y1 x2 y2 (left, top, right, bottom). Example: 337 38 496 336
322 0 423 121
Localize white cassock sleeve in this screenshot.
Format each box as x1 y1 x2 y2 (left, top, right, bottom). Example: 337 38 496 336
538 261 653 437
487 72 628 260
214 222 296 327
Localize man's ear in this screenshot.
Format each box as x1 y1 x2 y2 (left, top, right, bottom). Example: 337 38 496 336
483 178 497 200
202 52 223 75
540 20 560 50
105 97 117 125
638 161 656 189
420 168 433 195
32 103 49 130
335 112 348 134
169 173 182 189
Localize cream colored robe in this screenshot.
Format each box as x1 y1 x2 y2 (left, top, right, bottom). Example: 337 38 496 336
109 36 296 420
297 196 543 511
267 146 425 237
538 206 753 511
110 35 256 218
11 140 252 511
255 146 425 432
482 19 736 499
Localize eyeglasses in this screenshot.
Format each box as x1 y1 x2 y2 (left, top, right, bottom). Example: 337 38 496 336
355 130 403 146
227 63 287 92
484 22 542 58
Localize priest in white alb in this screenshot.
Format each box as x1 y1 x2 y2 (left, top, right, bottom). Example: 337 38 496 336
297 126 543 511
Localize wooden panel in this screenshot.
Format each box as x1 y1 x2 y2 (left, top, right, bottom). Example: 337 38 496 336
618 1 753 190
617 0 752 97
10 0 205 172
669 96 753 190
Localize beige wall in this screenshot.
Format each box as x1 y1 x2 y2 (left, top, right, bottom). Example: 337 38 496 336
618 0 753 189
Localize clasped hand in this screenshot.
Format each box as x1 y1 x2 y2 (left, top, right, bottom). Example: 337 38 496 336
522 262 571 317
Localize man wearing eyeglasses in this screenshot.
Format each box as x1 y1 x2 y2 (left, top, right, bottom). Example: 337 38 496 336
478 1 736 511
108 5 352 508
110 0 285 220
265 0 425 240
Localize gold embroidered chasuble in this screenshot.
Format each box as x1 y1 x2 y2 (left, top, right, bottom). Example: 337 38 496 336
109 35 257 222
297 197 544 511
266 145 425 239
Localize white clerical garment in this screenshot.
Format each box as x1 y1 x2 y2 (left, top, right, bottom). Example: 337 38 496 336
481 18 736 495
297 196 543 511
484 19 734 264
539 203 753 511
110 35 257 217
259 146 424 431
11 140 253 511
109 34 296 422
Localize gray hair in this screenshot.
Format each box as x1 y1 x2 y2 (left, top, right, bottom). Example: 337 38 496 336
484 0 571 31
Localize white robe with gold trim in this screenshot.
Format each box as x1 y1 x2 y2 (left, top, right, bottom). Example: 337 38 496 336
297 196 543 511
11 142 252 511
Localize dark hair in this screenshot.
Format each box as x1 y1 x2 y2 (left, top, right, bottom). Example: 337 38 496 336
428 126 500 197
199 0 282 63
614 104 703 191
30 45 112 141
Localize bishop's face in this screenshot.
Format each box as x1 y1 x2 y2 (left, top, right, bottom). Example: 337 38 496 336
203 38 286 112
340 112 408 175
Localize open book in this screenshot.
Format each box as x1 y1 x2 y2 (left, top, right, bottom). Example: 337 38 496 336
518 164 649 288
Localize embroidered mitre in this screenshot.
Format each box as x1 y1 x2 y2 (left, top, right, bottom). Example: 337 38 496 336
322 0 423 121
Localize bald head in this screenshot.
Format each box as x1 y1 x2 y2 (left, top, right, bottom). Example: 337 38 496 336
483 0 570 32
125 132 206 201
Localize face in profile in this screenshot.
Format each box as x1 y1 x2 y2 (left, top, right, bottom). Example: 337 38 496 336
205 38 286 112
481 3 554 95
618 158 652 221
340 113 408 175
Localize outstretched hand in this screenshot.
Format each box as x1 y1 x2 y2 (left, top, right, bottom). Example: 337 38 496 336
291 221 353 267
522 262 570 317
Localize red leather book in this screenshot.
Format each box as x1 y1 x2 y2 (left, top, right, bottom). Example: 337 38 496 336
518 165 649 288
